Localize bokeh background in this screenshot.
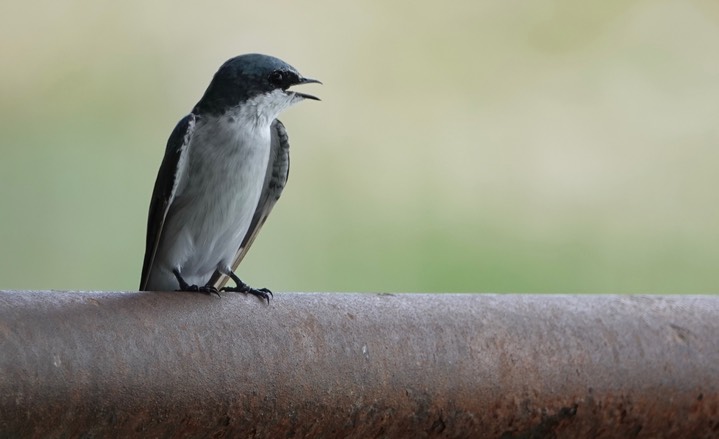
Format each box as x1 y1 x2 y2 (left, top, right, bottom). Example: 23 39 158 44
1 0 717 293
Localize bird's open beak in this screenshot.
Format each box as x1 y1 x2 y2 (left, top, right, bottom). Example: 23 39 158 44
289 77 322 101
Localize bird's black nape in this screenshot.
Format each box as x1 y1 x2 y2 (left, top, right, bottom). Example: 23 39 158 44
193 53 312 116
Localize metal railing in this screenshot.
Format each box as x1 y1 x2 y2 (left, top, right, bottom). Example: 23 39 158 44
1 291 717 438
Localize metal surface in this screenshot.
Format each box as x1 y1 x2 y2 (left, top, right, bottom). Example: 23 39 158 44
0 291 718 438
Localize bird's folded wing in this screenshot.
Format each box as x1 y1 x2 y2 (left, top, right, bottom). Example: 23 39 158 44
139 114 196 290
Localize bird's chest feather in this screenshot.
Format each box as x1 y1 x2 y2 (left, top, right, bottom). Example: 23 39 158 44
175 116 271 240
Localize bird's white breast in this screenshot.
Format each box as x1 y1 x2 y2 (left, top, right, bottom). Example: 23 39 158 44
159 110 272 284
147 89 301 290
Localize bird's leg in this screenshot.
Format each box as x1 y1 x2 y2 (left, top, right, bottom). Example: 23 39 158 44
221 272 273 304
173 269 220 297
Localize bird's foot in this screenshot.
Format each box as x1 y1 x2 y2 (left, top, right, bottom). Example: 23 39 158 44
221 284 273 304
172 269 220 297
177 284 221 298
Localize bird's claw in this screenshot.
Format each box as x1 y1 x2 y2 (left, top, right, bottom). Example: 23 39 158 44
221 285 273 304
177 284 221 298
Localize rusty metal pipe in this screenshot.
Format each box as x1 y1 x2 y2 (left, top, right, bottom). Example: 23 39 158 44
0 291 718 438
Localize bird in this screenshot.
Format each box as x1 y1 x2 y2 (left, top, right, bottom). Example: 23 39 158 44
139 53 320 303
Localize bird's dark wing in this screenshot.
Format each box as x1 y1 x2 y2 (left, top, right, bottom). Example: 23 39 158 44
209 119 291 289
139 114 196 290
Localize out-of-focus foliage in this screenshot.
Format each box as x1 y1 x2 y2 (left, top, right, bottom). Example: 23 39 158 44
1 0 717 293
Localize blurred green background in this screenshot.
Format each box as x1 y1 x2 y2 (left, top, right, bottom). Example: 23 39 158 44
0 0 717 293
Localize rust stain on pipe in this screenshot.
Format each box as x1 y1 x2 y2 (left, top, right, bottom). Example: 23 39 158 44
0 292 718 438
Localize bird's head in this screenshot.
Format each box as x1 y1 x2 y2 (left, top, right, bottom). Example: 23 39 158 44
194 53 321 122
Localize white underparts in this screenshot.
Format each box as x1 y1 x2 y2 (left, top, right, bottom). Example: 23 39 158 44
146 90 302 289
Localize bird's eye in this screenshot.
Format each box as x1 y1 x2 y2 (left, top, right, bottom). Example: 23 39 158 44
268 71 284 86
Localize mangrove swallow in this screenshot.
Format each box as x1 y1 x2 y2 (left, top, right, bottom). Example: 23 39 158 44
139 53 320 302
